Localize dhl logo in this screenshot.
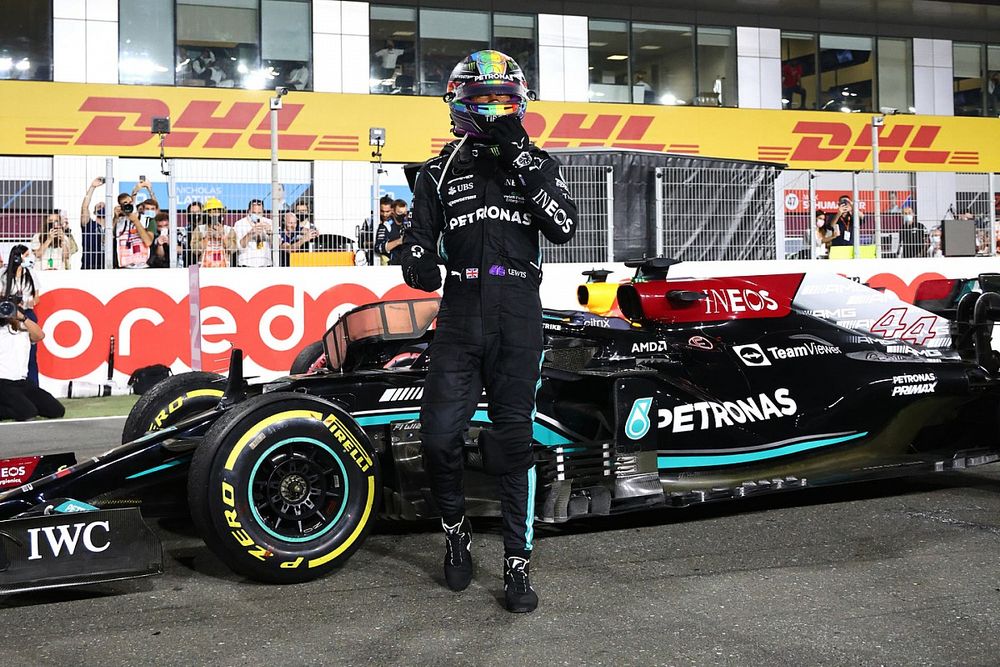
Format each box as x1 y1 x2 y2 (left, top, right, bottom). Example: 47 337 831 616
758 121 979 166
430 112 701 156
25 96 360 153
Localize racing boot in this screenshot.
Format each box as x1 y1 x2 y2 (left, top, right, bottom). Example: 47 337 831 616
503 555 538 613
442 517 473 591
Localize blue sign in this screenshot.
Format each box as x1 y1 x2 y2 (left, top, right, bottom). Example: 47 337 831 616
127 182 310 211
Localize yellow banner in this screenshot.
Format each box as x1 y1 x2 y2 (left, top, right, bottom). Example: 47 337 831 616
1 80 997 172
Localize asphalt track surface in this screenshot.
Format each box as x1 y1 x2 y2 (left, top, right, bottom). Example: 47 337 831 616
3 417 1000 666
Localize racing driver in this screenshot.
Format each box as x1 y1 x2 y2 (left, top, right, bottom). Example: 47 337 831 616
401 50 577 613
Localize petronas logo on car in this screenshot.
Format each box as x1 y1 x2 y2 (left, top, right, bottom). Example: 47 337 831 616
625 397 653 440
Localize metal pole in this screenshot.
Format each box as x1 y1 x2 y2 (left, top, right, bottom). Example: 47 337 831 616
654 168 664 257
270 102 281 268
871 116 883 258
104 158 114 269
605 166 615 262
167 158 178 268
852 171 861 258
808 170 816 259
371 161 381 265
989 172 998 257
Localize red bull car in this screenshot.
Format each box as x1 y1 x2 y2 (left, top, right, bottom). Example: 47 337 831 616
2 258 999 594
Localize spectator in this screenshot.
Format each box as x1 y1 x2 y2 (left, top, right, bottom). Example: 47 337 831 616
897 206 928 258
371 196 396 265
0 245 40 385
928 225 944 257
828 195 861 248
184 201 204 266
234 199 274 267
374 40 404 78
0 301 63 421
279 212 318 267
287 62 310 90
147 212 173 268
989 71 1000 116
633 71 655 104
359 195 394 266
199 211 238 268
782 61 807 109
376 198 409 265
113 192 155 269
31 211 78 270
80 176 108 269
814 208 838 257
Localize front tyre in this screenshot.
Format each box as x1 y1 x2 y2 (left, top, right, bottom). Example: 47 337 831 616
122 371 225 443
187 392 381 583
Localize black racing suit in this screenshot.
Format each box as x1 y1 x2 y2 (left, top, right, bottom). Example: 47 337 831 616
404 139 577 557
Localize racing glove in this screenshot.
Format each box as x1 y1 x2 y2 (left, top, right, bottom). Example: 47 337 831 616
401 244 442 292
488 116 544 189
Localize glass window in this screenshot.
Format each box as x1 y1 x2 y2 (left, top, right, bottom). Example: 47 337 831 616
120 0 174 85
493 14 537 94
876 38 913 113
818 34 875 112
780 32 817 109
589 20 630 103
954 43 984 116
176 0 261 89
989 45 1000 117
418 9 489 97
261 0 311 91
370 5 417 95
696 27 736 107
630 23 694 106
0 0 52 81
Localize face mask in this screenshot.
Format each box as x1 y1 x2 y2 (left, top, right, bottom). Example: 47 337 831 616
295 212 308 222
22 255 34 270
903 214 914 223
249 213 260 222
189 213 203 225
143 209 156 219
207 214 223 226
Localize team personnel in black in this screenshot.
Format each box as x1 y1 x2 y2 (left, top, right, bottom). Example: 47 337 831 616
401 50 577 613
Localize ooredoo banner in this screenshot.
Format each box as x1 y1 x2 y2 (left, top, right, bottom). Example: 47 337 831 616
32 259 998 397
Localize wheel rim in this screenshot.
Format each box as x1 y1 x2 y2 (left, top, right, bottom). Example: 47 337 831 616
247 437 350 543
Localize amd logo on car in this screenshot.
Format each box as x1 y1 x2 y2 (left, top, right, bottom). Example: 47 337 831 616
27 521 111 560
632 340 670 354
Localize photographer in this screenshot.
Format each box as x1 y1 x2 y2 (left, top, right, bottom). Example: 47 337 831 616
1 245 40 385
0 302 64 422
198 200 238 268
31 211 78 270
113 192 155 268
828 195 862 248
234 199 274 267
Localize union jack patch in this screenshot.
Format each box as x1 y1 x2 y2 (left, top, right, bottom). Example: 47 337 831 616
465 268 479 279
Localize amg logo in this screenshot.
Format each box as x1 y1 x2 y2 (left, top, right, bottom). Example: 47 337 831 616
27 521 110 560
447 206 533 230
632 340 669 354
812 308 858 319
380 387 424 402
657 388 797 433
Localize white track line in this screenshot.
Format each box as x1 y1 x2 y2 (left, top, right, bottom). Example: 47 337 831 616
0 415 127 427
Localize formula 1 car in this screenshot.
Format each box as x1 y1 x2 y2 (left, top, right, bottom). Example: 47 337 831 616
2 259 1000 594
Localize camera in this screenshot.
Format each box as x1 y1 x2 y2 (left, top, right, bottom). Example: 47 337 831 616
0 295 22 320
121 203 134 214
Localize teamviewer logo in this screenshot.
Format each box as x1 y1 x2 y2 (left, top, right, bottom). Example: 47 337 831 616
733 344 771 367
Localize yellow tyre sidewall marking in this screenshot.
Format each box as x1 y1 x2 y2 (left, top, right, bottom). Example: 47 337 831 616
150 388 224 430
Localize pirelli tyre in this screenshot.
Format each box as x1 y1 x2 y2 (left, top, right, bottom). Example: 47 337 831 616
121 371 225 443
290 340 325 375
187 392 381 584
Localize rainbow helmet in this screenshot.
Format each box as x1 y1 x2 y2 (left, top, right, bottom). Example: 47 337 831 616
445 50 533 138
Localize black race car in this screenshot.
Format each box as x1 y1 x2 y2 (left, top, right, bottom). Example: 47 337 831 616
2 259 1000 594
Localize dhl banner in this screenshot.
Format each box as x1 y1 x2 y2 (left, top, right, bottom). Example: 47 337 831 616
1 80 998 172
